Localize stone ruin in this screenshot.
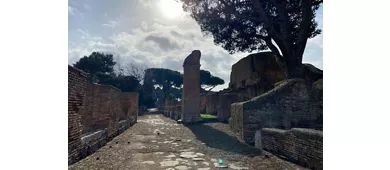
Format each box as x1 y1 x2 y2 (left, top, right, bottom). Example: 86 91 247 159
181 50 203 123
68 65 139 165
164 51 204 123
162 51 323 169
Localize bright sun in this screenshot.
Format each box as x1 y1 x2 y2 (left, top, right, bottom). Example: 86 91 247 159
159 0 184 19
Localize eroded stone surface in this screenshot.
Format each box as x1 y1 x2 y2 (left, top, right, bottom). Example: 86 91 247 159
165 154 177 158
141 161 155 165
160 160 180 167
69 114 310 170
193 158 205 161
175 165 190 170
229 164 249 170
180 152 198 159
195 153 204 157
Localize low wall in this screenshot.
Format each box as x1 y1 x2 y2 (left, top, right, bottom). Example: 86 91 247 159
200 95 206 113
120 92 139 124
217 93 240 122
81 83 138 137
174 105 182 120
68 65 139 164
229 79 323 145
205 93 219 115
256 128 323 170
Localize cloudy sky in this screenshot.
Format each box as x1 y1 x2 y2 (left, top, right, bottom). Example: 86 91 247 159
68 0 323 91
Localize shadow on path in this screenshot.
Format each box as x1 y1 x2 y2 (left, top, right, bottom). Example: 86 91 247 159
185 123 262 157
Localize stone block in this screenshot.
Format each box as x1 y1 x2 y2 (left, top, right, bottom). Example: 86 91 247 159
261 128 323 170
229 79 322 145
205 93 219 115
217 93 239 122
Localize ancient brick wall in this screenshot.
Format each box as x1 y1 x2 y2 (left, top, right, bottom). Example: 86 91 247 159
68 65 139 164
81 84 139 137
258 128 323 170
229 79 323 145
217 93 240 122
121 92 139 124
68 65 88 164
200 94 206 113
81 83 120 137
205 93 219 115
229 52 285 90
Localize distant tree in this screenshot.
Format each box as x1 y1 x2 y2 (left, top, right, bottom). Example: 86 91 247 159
73 52 116 82
117 62 148 84
144 68 183 101
139 81 157 108
98 74 140 92
180 0 323 79
200 70 225 93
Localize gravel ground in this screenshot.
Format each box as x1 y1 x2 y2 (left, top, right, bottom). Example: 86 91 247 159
69 113 307 170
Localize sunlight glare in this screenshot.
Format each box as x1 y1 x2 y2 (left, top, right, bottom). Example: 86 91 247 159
159 0 184 19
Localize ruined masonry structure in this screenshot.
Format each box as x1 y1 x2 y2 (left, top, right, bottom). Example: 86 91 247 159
229 79 323 145
68 65 139 165
181 50 202 123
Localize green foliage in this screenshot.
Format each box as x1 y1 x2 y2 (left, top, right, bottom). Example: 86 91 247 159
144 68 183 101
200 70 225 92
180 0 323 78
139 81 157 108
73 52 116 82
200 113 217 119
144 68 183 88
99 74 140 92
72 52 226 107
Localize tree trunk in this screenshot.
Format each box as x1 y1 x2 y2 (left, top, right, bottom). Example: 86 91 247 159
285 55 304 79
273 53 304 80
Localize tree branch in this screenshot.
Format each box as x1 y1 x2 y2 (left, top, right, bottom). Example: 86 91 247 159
271 0 292 48
262 36 289 78
312 0 323 6
220 1 261 22
295 0 313 62
207 86 216 93
251 0 291 58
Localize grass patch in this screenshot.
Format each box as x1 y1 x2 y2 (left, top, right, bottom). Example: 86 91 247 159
200 113 217 119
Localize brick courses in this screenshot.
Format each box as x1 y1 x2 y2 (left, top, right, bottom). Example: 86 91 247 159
259 128 323 170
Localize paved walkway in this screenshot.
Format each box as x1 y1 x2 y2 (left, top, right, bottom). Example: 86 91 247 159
69 114 307 170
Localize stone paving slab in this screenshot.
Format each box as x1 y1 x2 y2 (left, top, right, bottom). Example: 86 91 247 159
69 114 307 170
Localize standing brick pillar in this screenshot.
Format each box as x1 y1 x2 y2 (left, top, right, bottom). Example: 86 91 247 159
181 50 202 123
217 93 239 122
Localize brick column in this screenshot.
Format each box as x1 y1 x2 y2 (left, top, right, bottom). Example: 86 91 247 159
181 50 202 123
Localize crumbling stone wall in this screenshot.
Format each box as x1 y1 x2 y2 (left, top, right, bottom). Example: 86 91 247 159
229 52 285 90
257 128 323 170
217 93 240 122
68 66 88 164
229 79 323 145
205 93 219 115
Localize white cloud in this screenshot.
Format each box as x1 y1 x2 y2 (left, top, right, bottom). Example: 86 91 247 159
68 6 75 15
102 21 119 29
69 1 323 91
77 29 102 41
